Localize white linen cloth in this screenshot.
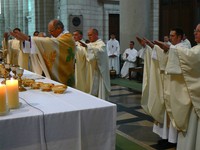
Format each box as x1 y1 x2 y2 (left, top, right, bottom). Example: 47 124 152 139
0 71 116 150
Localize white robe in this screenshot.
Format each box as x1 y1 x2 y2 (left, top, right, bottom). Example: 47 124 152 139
75 40 88 92
141 42 188 143
106 39 120 74
86 39 111 100
152 42 189 143
181 39 192 49
166 44 200 150
120 48 138 78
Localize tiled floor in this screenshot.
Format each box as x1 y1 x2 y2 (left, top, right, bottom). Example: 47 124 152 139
109 84 177 150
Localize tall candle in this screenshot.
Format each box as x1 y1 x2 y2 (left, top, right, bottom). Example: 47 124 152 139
6 79 19 109
0 84 6 113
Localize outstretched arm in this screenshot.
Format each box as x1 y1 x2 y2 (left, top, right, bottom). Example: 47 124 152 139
136 36 146 47
143 38 154 48
154 40 170 52
10 31 29 41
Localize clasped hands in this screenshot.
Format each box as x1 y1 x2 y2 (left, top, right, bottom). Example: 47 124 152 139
109 54 117 58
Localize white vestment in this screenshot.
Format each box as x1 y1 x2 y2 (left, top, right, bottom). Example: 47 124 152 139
165 44 200 150
152 42 189 143
120 48 138 78
86 39 111 100
106 39 120 74
75 40 88 92
141 42 188 143
181 39 192 49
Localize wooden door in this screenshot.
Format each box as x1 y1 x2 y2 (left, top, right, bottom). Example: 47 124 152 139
159 0 196 46
109 14 120 42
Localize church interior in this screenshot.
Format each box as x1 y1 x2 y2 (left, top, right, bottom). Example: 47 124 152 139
1 0 200 150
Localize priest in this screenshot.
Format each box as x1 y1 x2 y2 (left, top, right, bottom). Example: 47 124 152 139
79 28 110 100
154 23 200 150
10 19 75 86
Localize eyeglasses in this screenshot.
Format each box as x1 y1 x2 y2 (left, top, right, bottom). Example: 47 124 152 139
194 29 200 33
48 28 57 33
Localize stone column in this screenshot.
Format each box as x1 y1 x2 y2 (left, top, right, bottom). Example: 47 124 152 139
120 0 152 52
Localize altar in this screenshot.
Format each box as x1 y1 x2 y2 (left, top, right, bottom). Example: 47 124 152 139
0 71 116 150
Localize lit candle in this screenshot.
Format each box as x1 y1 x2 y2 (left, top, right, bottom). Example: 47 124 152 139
6 79 19 109
0 84 6 113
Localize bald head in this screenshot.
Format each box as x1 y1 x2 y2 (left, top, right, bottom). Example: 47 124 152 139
48 19 64 37
87 28 99 42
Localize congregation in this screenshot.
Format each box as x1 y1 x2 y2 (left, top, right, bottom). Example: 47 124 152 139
1 18 200 150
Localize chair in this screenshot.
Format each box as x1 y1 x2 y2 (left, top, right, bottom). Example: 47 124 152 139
129 57 143 81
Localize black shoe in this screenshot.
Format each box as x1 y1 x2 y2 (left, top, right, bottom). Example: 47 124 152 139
157 139 168 145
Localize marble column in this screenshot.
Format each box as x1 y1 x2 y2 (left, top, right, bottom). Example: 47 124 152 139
120 0 152 52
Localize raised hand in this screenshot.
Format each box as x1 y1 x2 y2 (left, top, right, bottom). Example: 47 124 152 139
10 31 29 41
154 40 170 52
136 36 146 47
143 38 154 48
3 32 10 40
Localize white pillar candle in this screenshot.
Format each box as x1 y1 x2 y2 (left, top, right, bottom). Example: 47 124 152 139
6 79 19 109
0 84 6 113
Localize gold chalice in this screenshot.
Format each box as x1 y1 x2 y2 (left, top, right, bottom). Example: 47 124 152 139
16 68 26 92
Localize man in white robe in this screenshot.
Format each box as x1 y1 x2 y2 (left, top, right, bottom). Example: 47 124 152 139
153 28 188 144
181 34 192 48
120 41 138 78
106 34 120 74
154 23 200 150
164 35 171 45
73 30 88 92
138 27 189 145
79 28 110 100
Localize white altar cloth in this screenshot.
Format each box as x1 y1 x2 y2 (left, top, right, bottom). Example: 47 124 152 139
0 71 116 150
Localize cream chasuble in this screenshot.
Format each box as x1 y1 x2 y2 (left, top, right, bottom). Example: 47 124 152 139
27 33 75 86
141 45 166 123
140 45 152 116
75 41 88 92
86 39 110 100
165 46 192 132
141 45 178 143
147 45 166 123
167 44 200 150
